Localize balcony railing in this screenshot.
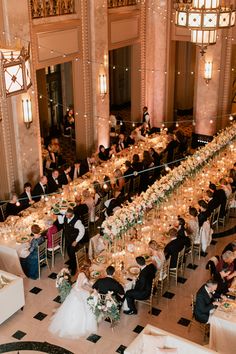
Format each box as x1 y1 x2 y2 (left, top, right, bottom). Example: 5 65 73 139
108 0 138 8
30 0 75 19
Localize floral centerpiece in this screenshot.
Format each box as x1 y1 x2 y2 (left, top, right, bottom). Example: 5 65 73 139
87 290 120 325
56 268 72 303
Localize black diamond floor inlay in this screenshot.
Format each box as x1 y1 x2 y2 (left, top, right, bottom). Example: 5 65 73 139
53 295 61 303
116 345 127 353
33 312 48 321
86 334 101 343
187 263 198 270
177 276 187 284
12 331 26 340
200 251 208 257
150 307 161 316
177 317 191 327
29 287 42 295
210 240 218 245
133 325 144 334
48 272 57 279
163 291 175 299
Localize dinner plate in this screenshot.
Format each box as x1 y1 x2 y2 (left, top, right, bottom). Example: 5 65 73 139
52 208 60 215
16 236 30 244
69 202 76 208
128 266 140 276
90 270 100 279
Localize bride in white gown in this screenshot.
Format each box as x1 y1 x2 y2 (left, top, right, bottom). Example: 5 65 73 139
49 264 97 339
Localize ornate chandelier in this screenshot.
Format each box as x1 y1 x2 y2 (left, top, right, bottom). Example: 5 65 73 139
175 0 236 55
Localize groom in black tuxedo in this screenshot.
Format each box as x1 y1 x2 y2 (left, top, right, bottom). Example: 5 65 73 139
124 256 156 315
93 266 124 304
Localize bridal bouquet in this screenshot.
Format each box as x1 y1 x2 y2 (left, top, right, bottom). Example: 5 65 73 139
87 290 120 324
56 268 72 303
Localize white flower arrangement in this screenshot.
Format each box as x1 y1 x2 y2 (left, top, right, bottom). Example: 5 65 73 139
87 290 120 323
102 122 236 241
56 268 72 303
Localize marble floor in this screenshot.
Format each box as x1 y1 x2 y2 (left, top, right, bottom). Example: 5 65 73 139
0 220 236 354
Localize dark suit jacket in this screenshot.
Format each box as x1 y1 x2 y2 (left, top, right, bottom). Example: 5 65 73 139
19 192 31 210
164 237 185 268
80 159 90 176
73 204 89 220
32 183 47 202
133 263 156 298
210 189 227 217
47 176 61 194
58 172 70 186
194 285 216 323
93 277 124 302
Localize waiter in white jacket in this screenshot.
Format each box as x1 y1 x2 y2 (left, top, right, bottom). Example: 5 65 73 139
58 208 85 275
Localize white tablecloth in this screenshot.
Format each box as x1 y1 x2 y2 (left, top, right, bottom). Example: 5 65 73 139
209 306 236 354
0 239 25 277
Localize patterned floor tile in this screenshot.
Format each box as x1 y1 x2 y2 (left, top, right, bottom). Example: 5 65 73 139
12 331 26 340
29 287 42 295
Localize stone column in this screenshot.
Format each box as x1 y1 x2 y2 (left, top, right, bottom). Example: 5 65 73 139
0 0 41 199
89 0 110 149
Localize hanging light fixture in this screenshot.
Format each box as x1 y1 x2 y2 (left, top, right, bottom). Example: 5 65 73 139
175 0 236 55
0 45 32 96
99 74 107 99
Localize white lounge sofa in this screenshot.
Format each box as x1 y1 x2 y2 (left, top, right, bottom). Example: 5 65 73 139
125 324 217 354
0 270 25 324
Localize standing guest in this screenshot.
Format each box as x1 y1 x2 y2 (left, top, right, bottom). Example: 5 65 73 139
98 145 109 161
21 224 45 280
47 170 61 194
6 193 21 216
124 256 156 315
194 279 219 324
132 154 143 173
93 265 124 304
58 164 72 186
58 208 85 275
32 176 48 202
142 106 150 128
209 182 227 218
73 195 89 221
19 182 35 210
63 108 75 136
164 228 185 268
116 134 126 152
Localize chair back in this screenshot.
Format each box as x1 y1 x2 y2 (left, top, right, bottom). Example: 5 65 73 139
94 202 101 219
0 203 8 222
160 257 170 279
82 212 90 229
75 245 87 269
132 175 140 195
123 179 131 197
211 205 221 227
51 230 63 249
176 247 185 270
38 240 48 264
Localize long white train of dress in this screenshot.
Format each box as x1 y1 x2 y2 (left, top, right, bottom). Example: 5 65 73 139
49 272 97 339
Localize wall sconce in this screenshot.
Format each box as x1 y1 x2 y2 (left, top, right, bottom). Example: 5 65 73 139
99 74 107 98
0 45 32 97
22 98 32 128
204 61 213 84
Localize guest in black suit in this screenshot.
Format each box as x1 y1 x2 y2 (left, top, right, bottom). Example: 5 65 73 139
164 228 185 268
132 154 143 174
19 182 35 210
47 170 61 194
124 256 156 315
32 176 48 202
149 147 161 179
70 162 82 181
177 217 191 249
93 266 124 304
80 156 96 176
6 193 22 216
194 279 219 323
198 200 210 228
58 164 72 186
209 183 227 218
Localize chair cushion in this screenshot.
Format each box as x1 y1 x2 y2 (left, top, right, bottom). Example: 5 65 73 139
47 245 61 251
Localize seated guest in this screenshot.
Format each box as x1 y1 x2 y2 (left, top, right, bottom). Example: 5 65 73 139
116 133 126 152
21 224 45 280
164 134 179 163
140 122 150 136
124 256 156 315
132 154 143 173
32 176 48 202
79 154 97 176
142 150 155 190
205 190 215 215
187 207 200 244
177 217 191 249
104 197 121 217
164 227 185 268
220 177 232 199
102 175 113 197
98 145 109 161
70 162 82 180
222 240 236 269
47 169 61 194
108 144 117 158
194 279 219 324
82 189 95 222
6 193 21 216
149 147 161 179
93 265 124 304
198 199 210 228
209 182 227 218
58 164 72 186
126 132 135 146
73 195 89 221
113 169 125 197
148 240 165 270
88 229 106 260
19 182 35 210
229 163 236 190
214 250 236 294
93 181 105 206
44 219 58 249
